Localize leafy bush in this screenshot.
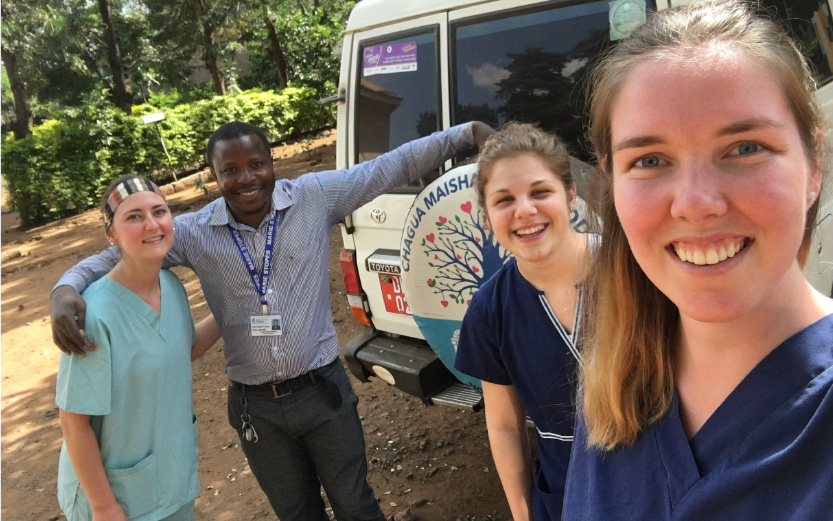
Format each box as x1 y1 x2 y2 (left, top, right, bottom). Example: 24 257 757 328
2 87 333 226
145 85 217 108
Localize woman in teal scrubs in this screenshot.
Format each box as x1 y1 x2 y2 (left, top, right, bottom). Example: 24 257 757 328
56 175 219 520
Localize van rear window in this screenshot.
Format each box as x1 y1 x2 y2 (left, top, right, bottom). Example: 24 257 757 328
355 29 440 170
451 0 613 161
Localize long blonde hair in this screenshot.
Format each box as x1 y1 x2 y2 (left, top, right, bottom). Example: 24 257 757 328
582 0 827 450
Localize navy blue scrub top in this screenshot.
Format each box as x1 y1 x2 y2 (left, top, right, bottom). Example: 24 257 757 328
563 313 833 521
456 257 583 521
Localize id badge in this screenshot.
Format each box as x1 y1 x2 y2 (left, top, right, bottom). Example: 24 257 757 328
251 315 282 336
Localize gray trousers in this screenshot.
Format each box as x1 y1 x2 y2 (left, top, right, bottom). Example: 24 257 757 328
227 358 384 521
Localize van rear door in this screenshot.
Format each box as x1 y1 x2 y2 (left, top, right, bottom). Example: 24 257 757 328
343 13 450 339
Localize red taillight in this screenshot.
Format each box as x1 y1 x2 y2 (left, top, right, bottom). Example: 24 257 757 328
339 250 361 294
339 249 372 327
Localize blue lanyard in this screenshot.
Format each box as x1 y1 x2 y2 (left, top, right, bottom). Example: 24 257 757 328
228 213 278 309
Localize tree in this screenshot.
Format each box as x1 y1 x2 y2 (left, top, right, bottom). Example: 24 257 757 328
97 0 132 112
495 47 574 129
192 0 226 95
141 0 250 97
32 2 108 109
0 46 33 138
246 2 355 94
1 0 137 120
262 6 288 89
0 0 45 137
0 0 358 128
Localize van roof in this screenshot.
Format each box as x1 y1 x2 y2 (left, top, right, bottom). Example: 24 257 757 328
346 0 492 32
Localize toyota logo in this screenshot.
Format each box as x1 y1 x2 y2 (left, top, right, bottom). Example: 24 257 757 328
370 208 386 223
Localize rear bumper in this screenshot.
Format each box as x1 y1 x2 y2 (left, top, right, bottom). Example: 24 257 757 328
344 326 457 403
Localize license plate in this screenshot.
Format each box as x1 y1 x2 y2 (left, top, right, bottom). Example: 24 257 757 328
379 274 412 315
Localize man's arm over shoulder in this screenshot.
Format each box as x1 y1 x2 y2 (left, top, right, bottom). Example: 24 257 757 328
53 246 121 295
53 205 201 294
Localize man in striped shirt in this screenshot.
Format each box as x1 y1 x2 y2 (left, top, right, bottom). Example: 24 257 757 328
50 120 493 521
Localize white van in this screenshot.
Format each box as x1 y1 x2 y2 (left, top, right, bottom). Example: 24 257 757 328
330 0 833 407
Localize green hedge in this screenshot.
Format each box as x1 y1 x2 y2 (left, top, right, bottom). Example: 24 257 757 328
2 87 332 226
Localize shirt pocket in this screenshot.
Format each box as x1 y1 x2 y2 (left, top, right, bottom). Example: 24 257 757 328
158 416 200 508
533 476 565 521
105 451 159 518
275 235 321 277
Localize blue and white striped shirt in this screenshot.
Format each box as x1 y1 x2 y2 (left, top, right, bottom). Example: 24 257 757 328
56 123 475 384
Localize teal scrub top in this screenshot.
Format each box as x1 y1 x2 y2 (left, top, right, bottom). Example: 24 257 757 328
56 269 199 521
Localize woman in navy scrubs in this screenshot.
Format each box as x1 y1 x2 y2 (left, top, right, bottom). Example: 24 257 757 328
563 2 833 520
455 123 594 521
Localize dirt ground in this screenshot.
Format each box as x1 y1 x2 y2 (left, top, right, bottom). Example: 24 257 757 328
0 132 515 521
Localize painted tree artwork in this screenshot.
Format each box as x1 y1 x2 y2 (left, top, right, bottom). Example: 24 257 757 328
422 200 510 307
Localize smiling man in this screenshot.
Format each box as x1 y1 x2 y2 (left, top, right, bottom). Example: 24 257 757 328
50 120 493 521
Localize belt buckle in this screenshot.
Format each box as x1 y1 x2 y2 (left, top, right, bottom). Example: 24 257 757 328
271 384 291 399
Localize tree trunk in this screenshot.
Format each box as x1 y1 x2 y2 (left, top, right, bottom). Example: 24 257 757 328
97 0 131 113
193 0 226 95
263 13 288 89
0 46 33 139
202 25 226 95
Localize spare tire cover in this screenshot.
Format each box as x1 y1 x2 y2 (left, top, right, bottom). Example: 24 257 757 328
400 164 591 389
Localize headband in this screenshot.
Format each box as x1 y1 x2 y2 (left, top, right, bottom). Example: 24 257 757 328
102 177 165 229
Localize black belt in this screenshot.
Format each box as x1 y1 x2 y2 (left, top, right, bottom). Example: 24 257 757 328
228 359 336 399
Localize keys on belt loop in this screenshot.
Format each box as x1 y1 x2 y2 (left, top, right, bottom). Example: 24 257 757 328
239 392 259 443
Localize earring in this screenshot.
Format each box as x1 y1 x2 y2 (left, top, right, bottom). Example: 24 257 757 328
808 191 817 202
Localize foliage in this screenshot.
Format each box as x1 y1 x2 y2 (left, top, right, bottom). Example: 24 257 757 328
145 86 216 108
1 67 13 127
3 87 333 226
1 0 129 111
246 2 355 94
1 0 352 223
1 0 355 126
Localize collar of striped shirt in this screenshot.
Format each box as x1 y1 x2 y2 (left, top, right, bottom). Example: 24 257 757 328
207 183 294 228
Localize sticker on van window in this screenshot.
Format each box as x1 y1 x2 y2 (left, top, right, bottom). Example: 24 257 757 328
609 0 646 41
363 41 418 76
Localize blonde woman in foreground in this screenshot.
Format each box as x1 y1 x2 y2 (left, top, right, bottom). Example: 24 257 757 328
563 1 833 520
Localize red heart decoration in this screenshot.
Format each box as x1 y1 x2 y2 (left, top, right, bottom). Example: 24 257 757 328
434 255 439 259
427 278 433 285
475 237 481 243
441 300 449 307
426 233 435 243
472 266 480 273
439 216 447 224
460 201 472 214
